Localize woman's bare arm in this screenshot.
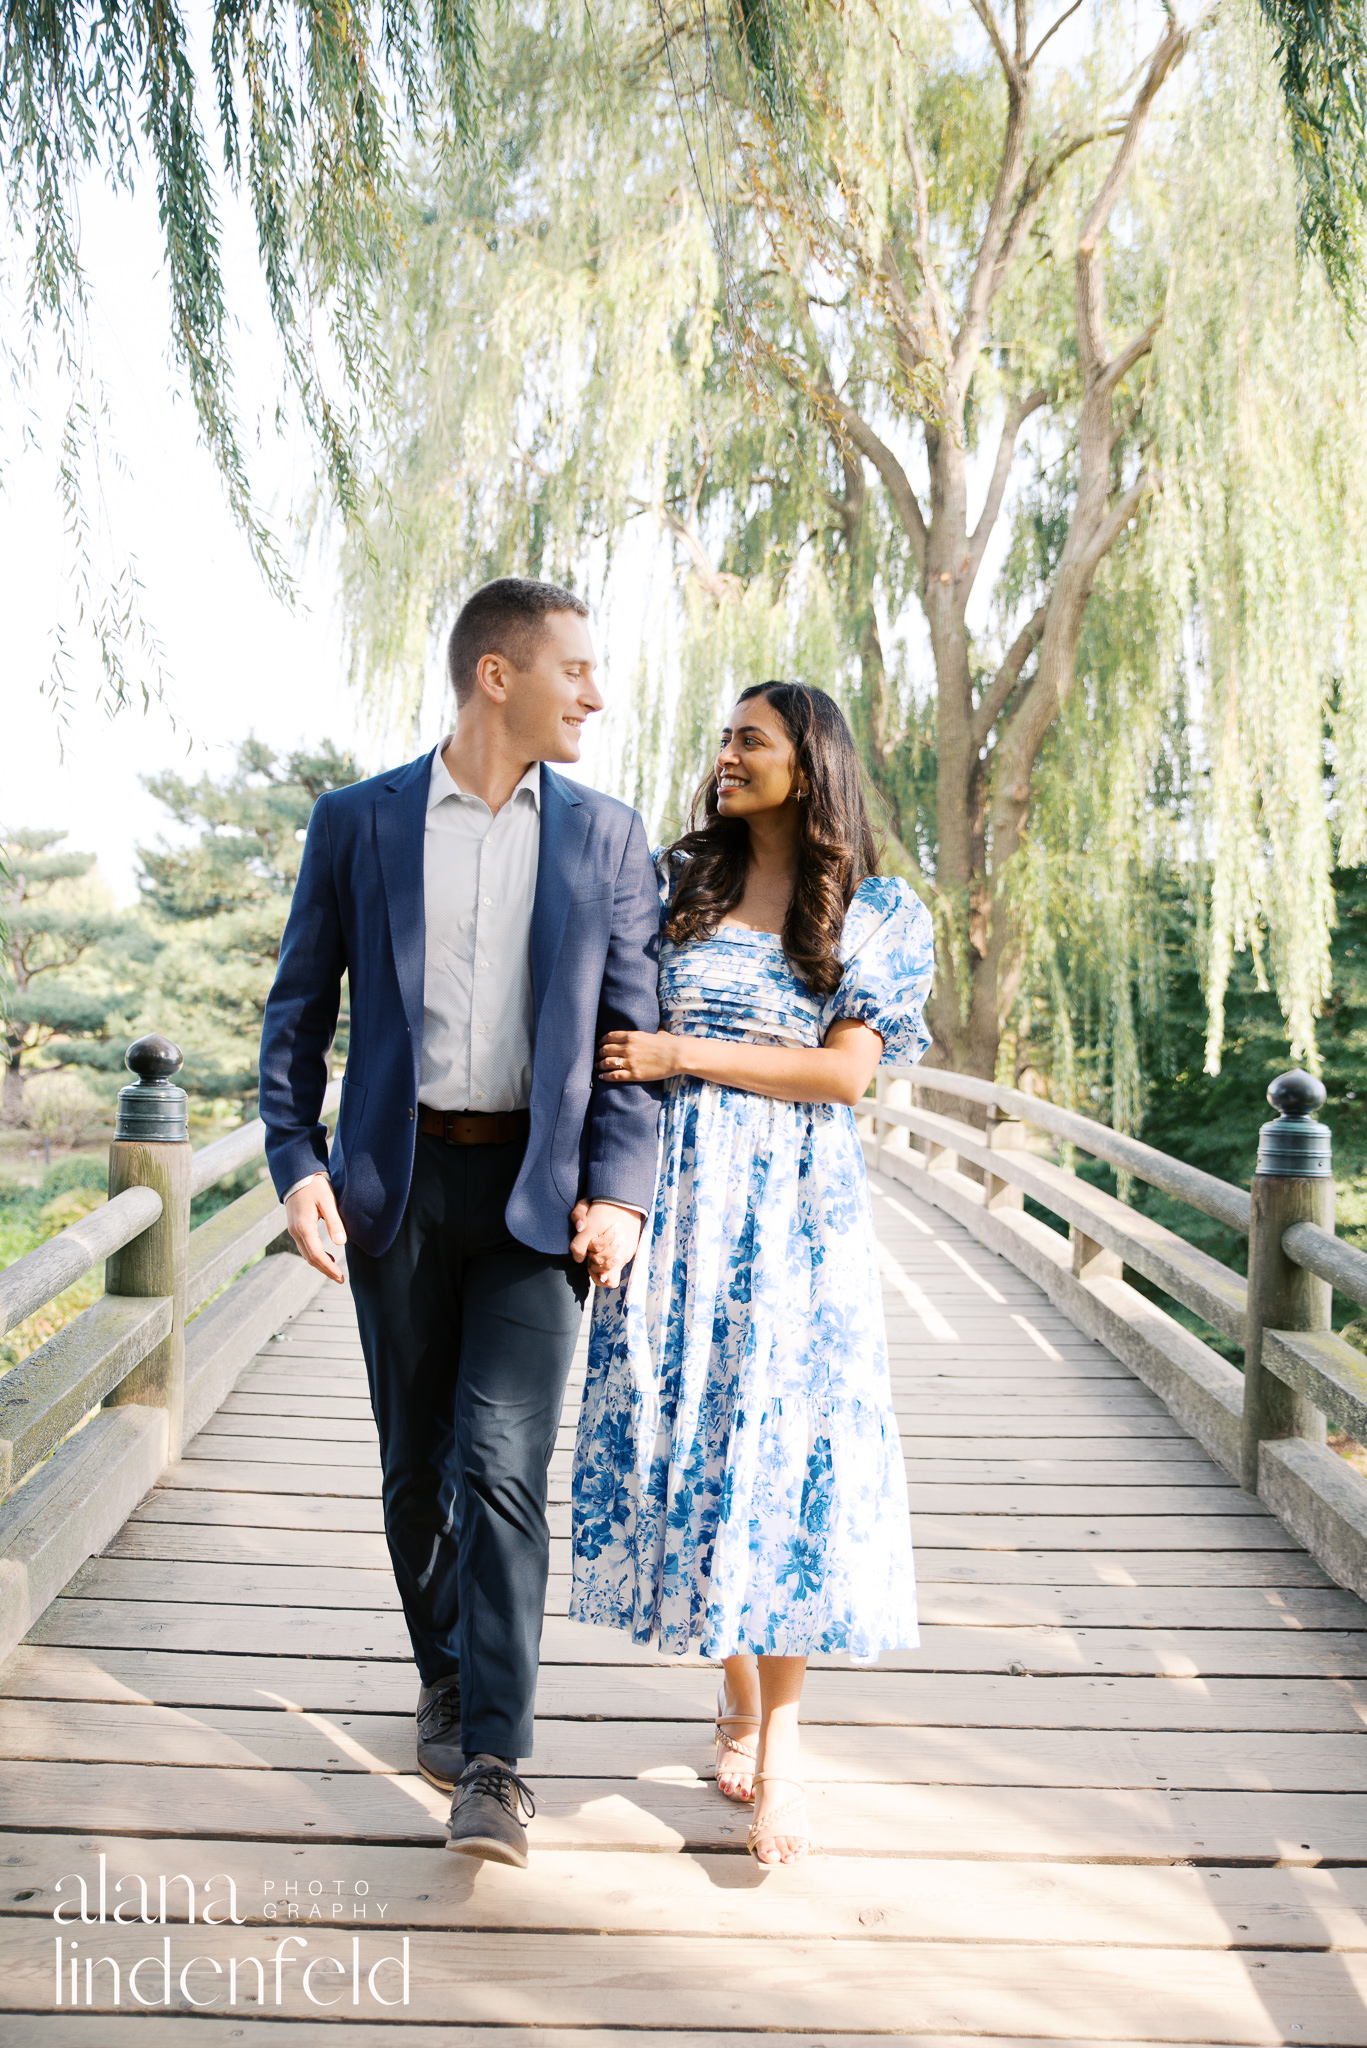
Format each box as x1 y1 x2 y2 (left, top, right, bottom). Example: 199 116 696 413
596 1018 884 1107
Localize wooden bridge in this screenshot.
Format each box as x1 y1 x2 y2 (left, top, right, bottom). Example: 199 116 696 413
2 1049 1367 2042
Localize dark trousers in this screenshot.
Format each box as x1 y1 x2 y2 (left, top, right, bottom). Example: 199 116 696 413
348 1133 587 1759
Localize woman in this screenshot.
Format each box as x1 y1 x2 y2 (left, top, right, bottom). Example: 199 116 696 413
570 681 933 1865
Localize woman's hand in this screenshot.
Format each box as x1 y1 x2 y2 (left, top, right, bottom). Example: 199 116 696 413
597 1029 682 1084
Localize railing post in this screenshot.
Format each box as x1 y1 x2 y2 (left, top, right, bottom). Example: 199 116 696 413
876 1073 911 1168
1072 1228 1123 1282
985 1108 1026 1213
103 1035 192 1453
1240 1071 1333 1492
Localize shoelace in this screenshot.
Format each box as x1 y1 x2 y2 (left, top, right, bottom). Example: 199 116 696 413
417 1687 461 1744
460 1761 537 1822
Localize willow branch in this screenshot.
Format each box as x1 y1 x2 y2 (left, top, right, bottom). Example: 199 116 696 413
953 82 1031 396
1029 0 1085 66
629 498 744 604
1076 15 1204 373
968 0 1019 84
774 269 929 573
1110 396 1145 456
900 116 952 346
1079 471 1155 579
823 393 929 572
967 389 1048 589
1098 319 1159 398
972 603 1049 748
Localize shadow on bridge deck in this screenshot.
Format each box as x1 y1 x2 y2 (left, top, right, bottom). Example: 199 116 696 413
2 1175 1366 2043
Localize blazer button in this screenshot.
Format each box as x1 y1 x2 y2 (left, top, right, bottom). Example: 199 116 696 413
408 1108 415 1121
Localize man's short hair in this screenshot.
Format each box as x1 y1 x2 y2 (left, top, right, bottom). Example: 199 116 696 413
446 577 589 706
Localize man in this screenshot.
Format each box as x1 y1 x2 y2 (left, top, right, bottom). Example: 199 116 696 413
258 577 660 1868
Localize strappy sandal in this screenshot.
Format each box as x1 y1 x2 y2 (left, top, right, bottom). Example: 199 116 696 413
746 1774 811 1864
713 1684 759 1804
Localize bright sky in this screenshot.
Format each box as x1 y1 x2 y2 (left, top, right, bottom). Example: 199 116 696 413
0 166 630 906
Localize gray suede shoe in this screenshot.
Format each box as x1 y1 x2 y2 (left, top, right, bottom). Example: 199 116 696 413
444 1755 536 1868
415 1674 463 1791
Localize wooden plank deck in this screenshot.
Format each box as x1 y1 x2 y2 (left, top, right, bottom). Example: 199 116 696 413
3 1166 1367 2043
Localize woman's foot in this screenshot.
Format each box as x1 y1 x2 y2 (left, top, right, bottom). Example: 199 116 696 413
746 1774 811 1865
714 1681 759 1802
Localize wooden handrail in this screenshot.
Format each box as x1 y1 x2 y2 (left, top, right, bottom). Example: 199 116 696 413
188 1079 340 1199
1282 1219 1367 1313
867 1062 1367 1607
872 1094 1248 1341
0 1186 163 1340
895 1068 1252 1234
0 1036 333 1660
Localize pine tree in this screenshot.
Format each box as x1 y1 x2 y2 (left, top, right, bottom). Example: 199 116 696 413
135 740 364 1103
0 829 138 1124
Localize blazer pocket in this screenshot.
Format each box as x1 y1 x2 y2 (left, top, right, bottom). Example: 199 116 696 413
569 883 613 905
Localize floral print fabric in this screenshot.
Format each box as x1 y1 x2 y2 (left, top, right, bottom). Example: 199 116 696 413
570 865 935 1661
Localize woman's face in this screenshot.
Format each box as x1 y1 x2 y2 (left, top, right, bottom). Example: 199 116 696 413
715 695 806 819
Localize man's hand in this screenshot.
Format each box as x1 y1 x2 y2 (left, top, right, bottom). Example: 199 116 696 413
569 1200 643 1289
284 1175 348 1284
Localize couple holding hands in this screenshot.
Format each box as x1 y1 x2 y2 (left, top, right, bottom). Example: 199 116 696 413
260 577 933 1870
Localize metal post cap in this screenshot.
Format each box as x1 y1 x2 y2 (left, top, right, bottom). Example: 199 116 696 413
115 1033 190 1144
1255 1069 1332 1178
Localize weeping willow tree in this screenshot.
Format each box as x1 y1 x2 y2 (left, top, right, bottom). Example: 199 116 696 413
1 1 480 718
343 0 1367 1097
1015 18 1367 1114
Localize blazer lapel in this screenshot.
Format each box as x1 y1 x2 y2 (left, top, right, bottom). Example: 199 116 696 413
374 752 432 1048
530 765 590 1023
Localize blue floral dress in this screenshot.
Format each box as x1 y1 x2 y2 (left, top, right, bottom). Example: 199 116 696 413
569 864 935 1662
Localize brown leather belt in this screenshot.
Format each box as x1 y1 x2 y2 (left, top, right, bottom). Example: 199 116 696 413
418 1106 530 1146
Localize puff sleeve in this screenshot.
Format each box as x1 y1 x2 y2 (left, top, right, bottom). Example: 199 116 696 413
822 876 934 1066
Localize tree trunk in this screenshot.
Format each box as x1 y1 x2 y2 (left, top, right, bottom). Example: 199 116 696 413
2 1049 25 1128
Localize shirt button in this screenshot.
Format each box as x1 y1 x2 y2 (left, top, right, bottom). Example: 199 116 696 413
475 1090 485 1100
408 1108 414 1121
483 897 492 906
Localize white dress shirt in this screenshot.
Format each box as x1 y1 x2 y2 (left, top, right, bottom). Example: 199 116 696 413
419 743 540 1111
284 742 641 1216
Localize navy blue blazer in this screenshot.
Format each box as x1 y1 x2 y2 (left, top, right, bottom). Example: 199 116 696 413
258 752 662 1258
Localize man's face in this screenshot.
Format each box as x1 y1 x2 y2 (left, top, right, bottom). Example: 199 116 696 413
500 610 603 763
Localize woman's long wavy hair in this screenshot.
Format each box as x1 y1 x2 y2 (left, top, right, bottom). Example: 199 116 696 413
665 682 879 995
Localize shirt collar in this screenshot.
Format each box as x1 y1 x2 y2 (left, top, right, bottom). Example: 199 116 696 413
428 742 541 813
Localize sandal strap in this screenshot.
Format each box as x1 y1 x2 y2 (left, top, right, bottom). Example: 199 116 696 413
714 1721 759 1762
746 1776 810 1846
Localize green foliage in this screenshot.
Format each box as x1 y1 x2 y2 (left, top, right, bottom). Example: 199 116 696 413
134 738 363 1102
0 1157 108 1370
344 0 1367 1105
2 1 483 716
0 827 140 1117
1257 0 1367 310
1065 865 1367 1358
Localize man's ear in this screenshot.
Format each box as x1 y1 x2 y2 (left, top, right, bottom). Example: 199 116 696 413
475 650 510 703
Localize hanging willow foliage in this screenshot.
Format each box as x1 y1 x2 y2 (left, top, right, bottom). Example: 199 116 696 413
1149 8 1367 1070
998 5 1367 1099
1 1 482 715
1255 0 1367 309
343 0 1367 1102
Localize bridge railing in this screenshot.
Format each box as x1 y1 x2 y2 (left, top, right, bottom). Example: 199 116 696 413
0 1035 339 1662
859 1065 1367 1602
